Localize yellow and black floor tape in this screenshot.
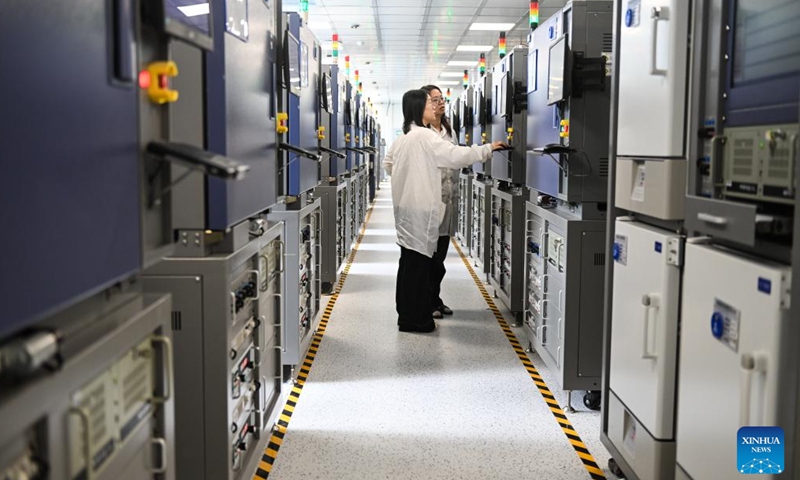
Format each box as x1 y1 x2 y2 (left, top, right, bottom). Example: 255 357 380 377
253 205 375 480
452 240 607 480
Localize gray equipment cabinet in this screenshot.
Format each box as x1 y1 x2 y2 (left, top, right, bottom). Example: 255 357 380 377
0 293 175 480
470 179 493 277
142 223 284 480
489 188 528 318
457 172 474 247
315 181 350 293
268 198 323 372
524 201 606 408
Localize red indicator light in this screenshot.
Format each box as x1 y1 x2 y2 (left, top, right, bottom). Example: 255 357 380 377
158 74 169 89
138 70 151 89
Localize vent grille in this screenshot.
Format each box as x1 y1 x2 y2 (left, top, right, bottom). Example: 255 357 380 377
767 147 790 180
594 253 606 266
732 138 755 178
78 384 108 447
122 361 150 414
602 33 613 53
599 157 609 177
171 311 182 331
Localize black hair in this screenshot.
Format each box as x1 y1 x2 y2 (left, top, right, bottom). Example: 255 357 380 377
420 85 453 138
402 89 428 134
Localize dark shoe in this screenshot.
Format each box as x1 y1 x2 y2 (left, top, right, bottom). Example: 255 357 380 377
437 304 453 315
432 309 443 319
399 322 437 333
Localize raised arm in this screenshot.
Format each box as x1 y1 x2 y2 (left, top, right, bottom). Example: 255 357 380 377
424 133 494 169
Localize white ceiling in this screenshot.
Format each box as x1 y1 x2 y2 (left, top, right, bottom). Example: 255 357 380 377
283 0 567 107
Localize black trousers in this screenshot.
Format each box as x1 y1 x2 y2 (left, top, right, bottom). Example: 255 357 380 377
396 246 434 327
429 235 450 309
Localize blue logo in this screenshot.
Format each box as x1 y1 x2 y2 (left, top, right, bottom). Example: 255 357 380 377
758 277 772 294
738 426 784 474
655 241 662 253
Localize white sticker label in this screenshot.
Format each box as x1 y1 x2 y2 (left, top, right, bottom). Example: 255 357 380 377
712 298 740 352
631 163 646 202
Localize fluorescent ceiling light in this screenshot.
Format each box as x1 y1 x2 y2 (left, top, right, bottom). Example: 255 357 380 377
469 22 515 31
436 80 460 85
447 60 477 66
306 21 332 30
440 72 465 77
177 2 209 17
456 45 493 52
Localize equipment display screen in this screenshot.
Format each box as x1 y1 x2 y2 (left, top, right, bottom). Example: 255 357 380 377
733 0 800 85
321 73 333 113
164 0 213 50
547 35 567 105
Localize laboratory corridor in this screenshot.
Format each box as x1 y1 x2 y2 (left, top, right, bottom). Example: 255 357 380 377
257 184 612 480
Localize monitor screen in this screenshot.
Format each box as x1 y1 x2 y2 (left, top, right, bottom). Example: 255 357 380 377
286 32 301 94
547 35 567 105
164 0 213 50
733 0 800 86
498 73 508 116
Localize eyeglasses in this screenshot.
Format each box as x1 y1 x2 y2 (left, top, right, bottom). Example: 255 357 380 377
429 97 445 104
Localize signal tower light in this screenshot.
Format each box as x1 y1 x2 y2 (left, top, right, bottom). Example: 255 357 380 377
446 88 451 103
530 1 539 30
300 0 309 22
345 55 351 78
358 82 363 94
479 53 486 75
332 34 339 58
463 70 469 89
499 32 506 58
355 69 359 84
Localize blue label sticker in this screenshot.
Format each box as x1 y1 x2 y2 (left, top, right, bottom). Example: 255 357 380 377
738 426 784 474
612 243 620 261
655 241 662 253
758 278 772 294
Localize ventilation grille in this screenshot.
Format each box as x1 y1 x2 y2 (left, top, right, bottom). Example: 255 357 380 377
599 157 609 177
594 253 606 266
171 311 182 331
78 384 108 447
732 138 755 178
122 360 150 414
602 33 613 53
767 146 790 180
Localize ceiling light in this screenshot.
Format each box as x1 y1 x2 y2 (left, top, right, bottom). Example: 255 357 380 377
456 45 493 52
436 80 460 85
469 22 516 31
177 2 209 17
440 72 464 77
447 60 477 67
306 21 332 30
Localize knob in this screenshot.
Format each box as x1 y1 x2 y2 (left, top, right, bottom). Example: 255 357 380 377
711 312 725 339
231 422 238 433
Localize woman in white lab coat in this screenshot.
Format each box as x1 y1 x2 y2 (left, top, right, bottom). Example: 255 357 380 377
420 84 459 320
383 89 506 333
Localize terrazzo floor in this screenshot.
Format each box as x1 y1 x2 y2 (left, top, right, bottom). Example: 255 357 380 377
264 183 613 479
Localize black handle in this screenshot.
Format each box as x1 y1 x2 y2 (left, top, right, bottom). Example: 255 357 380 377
112 0 136 83
280 143 321 161
346 147 365 156
146 141 250 180
319 146 346 159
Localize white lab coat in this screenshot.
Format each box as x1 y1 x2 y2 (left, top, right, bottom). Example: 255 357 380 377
382 124 492 257
433 126 460 237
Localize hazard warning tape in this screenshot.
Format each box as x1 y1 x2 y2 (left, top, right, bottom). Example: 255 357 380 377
253 202 376 480
452 239 607 480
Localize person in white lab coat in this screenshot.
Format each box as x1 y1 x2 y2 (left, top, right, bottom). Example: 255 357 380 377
383 89 506 333
420 84 459 320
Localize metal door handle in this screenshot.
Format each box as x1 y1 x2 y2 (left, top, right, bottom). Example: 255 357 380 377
649 6 669 76
151 335 173 403
149 437 168 474
558 317 563 341
640 294 659 360
697 212 728 226
537 325 549 346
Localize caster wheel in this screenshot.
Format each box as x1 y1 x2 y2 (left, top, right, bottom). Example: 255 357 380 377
583 391 601 411
608 458 625 478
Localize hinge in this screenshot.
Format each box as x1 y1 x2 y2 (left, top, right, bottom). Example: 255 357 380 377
666 237 683 267
781 272 792 310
